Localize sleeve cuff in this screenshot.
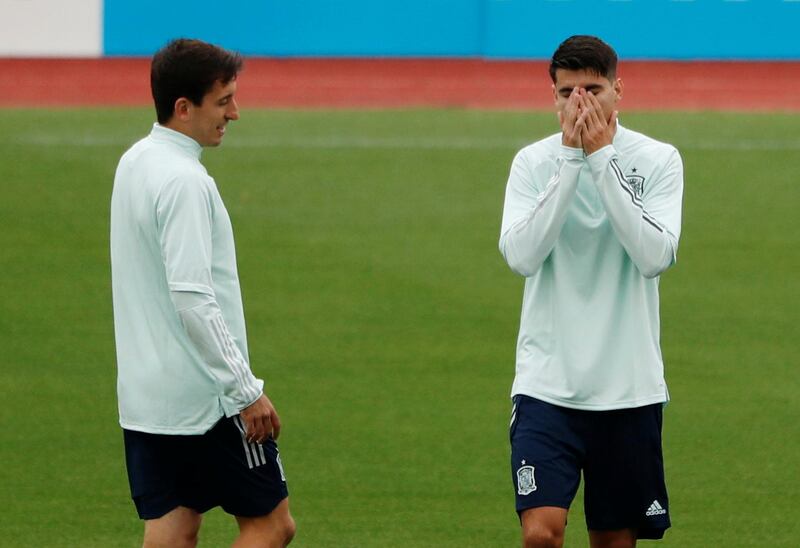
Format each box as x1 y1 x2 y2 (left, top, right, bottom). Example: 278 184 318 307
220 379 265 417
168 282 215 296
585 144 616 166
560 144 585 160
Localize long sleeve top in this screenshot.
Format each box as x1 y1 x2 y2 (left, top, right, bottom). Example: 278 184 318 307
111 124 263 434
499 124 683 410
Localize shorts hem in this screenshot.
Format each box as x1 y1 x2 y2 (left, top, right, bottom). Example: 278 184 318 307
638 528 669 540
222 492 289 518
137 505 179 521
586 520 671 540
638 521 671 540
136 501 214 521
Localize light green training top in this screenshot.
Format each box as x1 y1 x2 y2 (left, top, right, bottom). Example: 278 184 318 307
111 124 263 434
499 125 683 410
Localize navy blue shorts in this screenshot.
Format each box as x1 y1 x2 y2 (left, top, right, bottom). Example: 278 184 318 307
123 415 289 520
510 395 670 539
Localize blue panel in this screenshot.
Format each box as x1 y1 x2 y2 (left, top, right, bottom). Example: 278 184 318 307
483 0 800 60
248 0 481 56
104 0 482 57
103 1 229 56
103 0 800 59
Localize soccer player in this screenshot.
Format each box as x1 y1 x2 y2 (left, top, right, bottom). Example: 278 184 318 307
110 39 295 547
499 35 683 548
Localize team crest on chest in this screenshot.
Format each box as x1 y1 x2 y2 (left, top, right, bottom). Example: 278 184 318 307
626 173 645 197
517 464 537 495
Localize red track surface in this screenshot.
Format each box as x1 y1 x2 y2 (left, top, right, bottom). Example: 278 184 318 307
1 58 797 110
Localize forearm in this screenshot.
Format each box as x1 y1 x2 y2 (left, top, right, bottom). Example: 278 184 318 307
587 146 679 278
499 148 583 277
171 291 264 415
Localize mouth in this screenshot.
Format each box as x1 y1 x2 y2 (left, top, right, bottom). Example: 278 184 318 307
217 125 226 137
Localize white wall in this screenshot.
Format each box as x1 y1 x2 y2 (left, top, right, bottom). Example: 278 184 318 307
0 0 102 56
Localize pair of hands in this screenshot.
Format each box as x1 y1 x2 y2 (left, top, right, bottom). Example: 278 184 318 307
559 87 617 155
239 393 281 444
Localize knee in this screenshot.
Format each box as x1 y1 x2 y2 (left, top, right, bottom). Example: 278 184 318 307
280 514 296 546
523 524 564 548
240 512 295 548
143 531 198 548
186 530 200 548
265 513 295 547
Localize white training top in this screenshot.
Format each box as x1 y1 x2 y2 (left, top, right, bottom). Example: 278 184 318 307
111 124 263 434
499 124 683 410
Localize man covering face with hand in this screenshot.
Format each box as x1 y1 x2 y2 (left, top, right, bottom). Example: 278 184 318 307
499 35 683 548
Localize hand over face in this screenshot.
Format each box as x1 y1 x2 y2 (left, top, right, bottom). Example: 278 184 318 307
580 90 617 155
553 68 622 154
559 87 586 148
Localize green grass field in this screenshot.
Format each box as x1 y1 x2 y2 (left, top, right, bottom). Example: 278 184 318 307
1 108 798 547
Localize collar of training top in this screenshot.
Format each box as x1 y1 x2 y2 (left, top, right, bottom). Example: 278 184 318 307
150 123 202 159
613 121 626 147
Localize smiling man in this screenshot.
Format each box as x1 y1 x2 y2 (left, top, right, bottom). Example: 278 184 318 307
110 39 295 547
499 36 683 547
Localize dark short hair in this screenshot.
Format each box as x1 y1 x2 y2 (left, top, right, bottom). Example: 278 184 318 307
549 35 617 83
151 38 243 124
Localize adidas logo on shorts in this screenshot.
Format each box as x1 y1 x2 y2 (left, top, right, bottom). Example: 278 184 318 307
646 500 667 517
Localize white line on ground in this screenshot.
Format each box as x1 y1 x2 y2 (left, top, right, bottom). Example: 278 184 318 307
10 134 800 152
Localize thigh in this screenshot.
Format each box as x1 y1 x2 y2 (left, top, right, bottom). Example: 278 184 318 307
583 404 670 539
143 506 202 548
510 395 585 514
204 415 289 518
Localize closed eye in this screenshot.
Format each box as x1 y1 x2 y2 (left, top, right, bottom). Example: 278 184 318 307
557 87 574 97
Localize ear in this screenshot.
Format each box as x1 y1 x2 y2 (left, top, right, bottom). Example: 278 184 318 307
614 78 624 102
174 98 192 122
550 84 558 110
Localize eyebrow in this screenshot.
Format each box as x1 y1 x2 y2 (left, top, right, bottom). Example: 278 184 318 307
557 84 604 95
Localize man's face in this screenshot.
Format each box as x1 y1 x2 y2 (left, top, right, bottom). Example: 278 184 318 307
552 68 622 121
186 78 240 147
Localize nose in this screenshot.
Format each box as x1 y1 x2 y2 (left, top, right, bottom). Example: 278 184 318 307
226 98 240 121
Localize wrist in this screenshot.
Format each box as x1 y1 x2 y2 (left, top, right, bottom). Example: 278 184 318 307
240 392 264 413
562 134 581 149
584 139 612 156
585 143 614 159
